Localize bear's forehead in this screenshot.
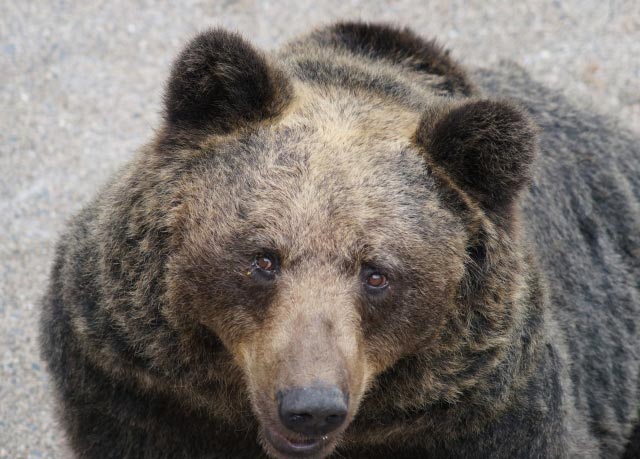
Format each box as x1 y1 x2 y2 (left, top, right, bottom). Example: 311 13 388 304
185 84 461 263
254 84 428 188
241 107 434 225
281 83 423 146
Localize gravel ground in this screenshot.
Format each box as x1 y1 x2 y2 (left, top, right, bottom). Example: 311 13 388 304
1 1 638 457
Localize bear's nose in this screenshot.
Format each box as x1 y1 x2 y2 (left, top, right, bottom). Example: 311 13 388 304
277 385 348 436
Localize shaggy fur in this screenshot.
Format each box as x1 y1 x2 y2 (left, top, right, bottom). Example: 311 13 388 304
416 99 537 216
165 29 292 132
40 22 640 458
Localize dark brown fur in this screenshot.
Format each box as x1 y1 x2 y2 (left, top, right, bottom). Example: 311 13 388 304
41 22 640 458
165 29 292 132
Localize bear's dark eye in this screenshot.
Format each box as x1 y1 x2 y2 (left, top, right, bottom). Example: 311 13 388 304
362 267 389 292
251 253 279 280
256 256 274 271
367 273 388 288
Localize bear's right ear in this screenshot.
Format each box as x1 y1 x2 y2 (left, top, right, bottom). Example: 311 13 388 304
415 99 537 216
164 29 292 133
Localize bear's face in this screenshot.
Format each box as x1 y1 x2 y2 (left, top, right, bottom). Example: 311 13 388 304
166 96 468 456
160 29 535 459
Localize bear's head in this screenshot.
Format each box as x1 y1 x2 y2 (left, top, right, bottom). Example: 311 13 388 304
159 29 536 458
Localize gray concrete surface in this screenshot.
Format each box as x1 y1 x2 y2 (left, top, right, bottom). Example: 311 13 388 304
1 1 638 457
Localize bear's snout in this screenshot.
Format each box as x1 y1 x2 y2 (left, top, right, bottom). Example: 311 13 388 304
277 385 348 436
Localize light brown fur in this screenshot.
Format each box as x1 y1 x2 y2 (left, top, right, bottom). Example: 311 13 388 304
40 22 640 459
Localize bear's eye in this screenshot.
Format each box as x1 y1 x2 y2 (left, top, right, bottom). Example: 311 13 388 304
363 268 389 292
366 273 388 288
251 253 279 279
256 256 274 271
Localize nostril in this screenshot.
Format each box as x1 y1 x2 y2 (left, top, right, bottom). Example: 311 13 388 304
278 385 348 436
325 413 346 425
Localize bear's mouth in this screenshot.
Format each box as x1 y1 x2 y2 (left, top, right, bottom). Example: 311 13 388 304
263 426 337 458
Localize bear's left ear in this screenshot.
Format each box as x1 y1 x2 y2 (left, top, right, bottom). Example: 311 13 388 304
164 29 292 133
415 99 537 215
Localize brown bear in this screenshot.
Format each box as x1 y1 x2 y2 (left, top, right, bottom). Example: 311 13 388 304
40 22 640 458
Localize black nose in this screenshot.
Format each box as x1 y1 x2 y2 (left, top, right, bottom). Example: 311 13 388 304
278 385 348 436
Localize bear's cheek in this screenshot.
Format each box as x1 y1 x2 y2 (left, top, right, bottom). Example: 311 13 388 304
356 248 466 375
163 247 269 361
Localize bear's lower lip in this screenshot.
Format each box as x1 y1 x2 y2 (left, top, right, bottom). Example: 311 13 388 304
264 427 329 457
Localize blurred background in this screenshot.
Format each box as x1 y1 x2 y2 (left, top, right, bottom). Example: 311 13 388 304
1 1 638 457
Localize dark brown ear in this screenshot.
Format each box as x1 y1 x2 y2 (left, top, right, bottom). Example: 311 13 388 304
164 29 292 132
416 99 537 214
